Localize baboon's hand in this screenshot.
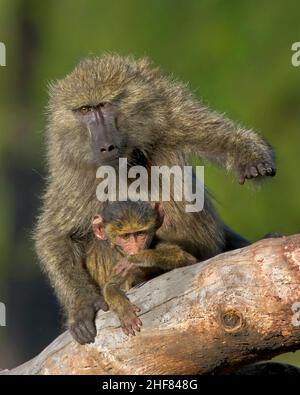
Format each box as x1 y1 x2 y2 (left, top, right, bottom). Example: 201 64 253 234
238 160 276 184
93 297 109 313
113 258 137 278
119 303 142 336
69 297 108 345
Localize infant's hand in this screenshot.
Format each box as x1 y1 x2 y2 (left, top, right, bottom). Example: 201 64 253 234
113 258 137 277
119 302 142 336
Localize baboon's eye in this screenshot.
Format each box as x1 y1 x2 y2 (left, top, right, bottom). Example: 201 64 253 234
79 106 92 114
135 231 146 237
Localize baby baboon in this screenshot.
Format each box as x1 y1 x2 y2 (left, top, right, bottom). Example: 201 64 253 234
34 55 276 344
85 201 196 340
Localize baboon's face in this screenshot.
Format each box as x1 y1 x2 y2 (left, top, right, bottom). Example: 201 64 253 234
48 57 166 167
73 101 123 166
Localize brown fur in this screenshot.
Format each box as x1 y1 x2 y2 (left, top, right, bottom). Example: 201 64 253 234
87 201 197 337
34 55 275 343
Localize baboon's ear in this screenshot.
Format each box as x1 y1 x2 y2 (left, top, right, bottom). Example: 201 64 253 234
154 202 164 229
92 215 107 240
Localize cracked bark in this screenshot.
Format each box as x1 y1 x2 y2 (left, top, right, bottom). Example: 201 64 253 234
1 234 300 375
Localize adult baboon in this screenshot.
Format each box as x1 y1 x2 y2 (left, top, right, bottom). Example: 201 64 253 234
34 55 276 344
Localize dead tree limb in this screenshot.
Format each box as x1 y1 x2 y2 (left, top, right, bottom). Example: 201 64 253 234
2 234 300 375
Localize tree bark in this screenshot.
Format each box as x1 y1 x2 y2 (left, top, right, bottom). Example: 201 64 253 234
1 234 300 375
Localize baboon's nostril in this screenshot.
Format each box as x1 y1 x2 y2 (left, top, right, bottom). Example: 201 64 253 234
100 145 116 153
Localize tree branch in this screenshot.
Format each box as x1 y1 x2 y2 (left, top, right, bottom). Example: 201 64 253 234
2 234 300 375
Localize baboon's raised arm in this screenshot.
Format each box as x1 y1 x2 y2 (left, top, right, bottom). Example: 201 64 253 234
158 79 276 184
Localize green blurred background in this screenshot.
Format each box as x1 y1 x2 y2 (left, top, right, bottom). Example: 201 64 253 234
0 0 299 370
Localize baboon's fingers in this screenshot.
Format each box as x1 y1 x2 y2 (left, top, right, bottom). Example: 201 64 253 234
119 263 134 277
257 163 267 176
70 324 93 345
82 318 97 339
69 326 82 344
239 160 276 184
132 324 140 332
121 325 130 336
132 318 142 331
113 261 131 277
68 304 98 344
120 311 142 336
249 166 258 177
265 163 276 176
94 297 109 312
120 268 130 277
113 265 124 275
76 321 96 344
132 304 141 313
125 323 136 336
